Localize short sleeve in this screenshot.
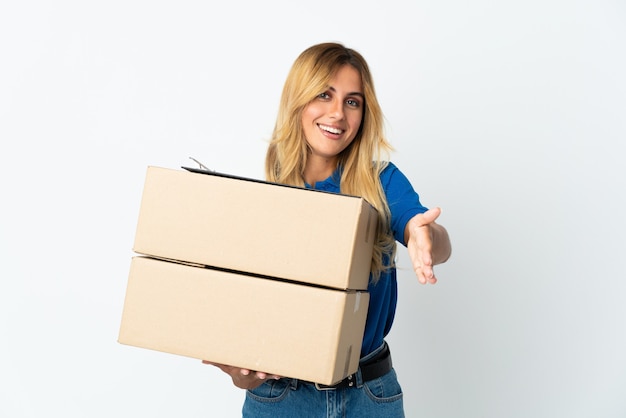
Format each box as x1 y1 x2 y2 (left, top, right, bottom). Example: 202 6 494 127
380 162 428 246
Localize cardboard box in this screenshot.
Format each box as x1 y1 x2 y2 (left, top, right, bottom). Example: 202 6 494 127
132 166 378 290
118 256 369 385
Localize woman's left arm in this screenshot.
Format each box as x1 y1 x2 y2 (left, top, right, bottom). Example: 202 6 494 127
404 207 452 284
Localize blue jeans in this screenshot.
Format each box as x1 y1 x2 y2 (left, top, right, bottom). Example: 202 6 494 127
242 347 405 418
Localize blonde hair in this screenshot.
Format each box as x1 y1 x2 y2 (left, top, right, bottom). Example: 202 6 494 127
266 42 396 281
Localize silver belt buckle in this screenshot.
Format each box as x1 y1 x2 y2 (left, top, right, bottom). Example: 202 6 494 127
315 382 335 391
315 374 354 391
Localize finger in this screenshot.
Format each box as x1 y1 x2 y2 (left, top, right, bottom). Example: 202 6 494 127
416 266 428 284
413 260 426 284
413 249 433 272
414 255 437 285
415 207 441 227
416 267 437 285
423 265 437 284
202 361 230 374
423 207 442 223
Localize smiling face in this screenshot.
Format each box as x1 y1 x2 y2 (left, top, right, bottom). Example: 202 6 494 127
301 65 364 169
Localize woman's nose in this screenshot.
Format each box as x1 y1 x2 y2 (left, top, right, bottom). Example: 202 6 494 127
328 99 344 119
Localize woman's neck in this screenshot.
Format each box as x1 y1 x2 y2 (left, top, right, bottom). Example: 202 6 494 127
303 156 338 186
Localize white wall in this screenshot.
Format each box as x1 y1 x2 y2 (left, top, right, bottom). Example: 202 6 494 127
1 1 624 417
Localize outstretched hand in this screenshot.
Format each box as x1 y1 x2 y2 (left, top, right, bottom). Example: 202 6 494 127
405 207 447 285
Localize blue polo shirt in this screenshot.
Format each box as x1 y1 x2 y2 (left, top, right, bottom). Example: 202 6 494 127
305 162 427 357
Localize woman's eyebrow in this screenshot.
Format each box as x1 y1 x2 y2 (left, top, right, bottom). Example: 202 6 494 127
328 86 364 98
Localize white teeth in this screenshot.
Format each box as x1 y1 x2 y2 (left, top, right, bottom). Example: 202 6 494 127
319 124 343 134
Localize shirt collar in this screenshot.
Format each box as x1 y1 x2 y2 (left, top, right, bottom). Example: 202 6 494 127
305 167 342 192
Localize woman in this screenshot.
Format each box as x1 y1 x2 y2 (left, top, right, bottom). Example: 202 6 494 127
208 42 451 417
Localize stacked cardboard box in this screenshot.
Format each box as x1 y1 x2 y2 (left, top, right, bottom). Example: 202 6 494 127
118 166 378 385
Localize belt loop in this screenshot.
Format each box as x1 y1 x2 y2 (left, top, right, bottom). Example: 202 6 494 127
354 367 364 388
289 379 298 390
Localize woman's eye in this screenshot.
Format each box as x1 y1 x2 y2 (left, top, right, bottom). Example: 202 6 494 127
318 92 330 99
346 99 360 107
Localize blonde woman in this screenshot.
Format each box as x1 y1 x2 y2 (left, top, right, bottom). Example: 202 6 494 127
210 42 451 417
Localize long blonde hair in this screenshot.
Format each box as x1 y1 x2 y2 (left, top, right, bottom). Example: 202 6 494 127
265 42 396 281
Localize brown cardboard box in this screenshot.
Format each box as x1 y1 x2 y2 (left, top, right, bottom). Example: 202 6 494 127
132 166 378 290
118 256 369 385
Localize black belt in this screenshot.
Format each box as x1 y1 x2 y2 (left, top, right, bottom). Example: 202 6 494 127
314 343 392 390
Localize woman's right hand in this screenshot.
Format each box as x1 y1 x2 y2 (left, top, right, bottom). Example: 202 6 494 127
202 361 281 390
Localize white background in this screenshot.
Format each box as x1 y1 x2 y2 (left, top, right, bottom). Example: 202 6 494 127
1 1 625 417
